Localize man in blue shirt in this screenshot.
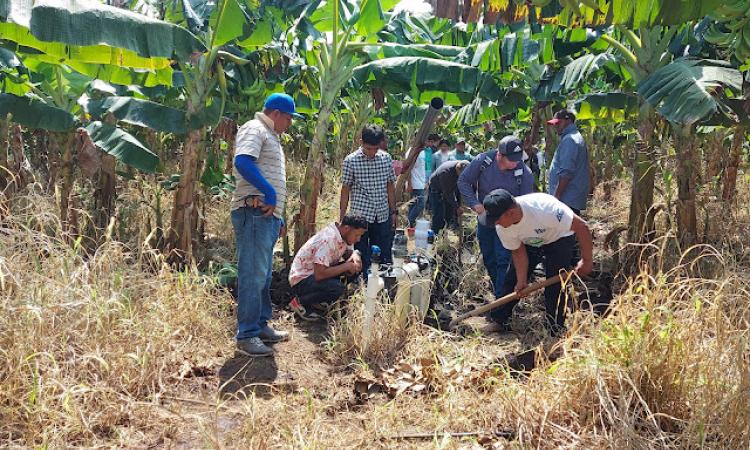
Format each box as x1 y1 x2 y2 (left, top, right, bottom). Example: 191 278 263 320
546 110 590 214
458 136 535 299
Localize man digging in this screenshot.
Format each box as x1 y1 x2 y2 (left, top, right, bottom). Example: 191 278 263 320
479 189 594 335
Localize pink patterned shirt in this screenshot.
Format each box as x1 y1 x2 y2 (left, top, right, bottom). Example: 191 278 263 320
289 223 353 287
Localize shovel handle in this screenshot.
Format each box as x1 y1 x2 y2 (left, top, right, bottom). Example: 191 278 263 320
448 274 564 329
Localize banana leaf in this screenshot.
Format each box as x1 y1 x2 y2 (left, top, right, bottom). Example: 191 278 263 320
2 0 204 62
557 0 724 28
0 93 75 131
84 121 159 173
353 56 517 105
638 58 742 125
87 96 189 135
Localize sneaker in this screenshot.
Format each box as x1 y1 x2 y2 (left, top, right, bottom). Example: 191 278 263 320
288 297 322 321
236 337 273 357
259 325 289 343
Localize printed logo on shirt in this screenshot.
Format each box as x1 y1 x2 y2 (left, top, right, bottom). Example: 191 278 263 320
534 228 546 234
523 237 545 247
555 208 564 222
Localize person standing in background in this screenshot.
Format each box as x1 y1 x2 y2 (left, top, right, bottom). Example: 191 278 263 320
231 93 300 357
429 160 470 232
433 138 454 171
340 124 397 272
546 110 590 215
405 144 428 228
452 138 472 161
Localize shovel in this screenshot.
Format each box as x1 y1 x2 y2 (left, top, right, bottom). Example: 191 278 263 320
448 274 565 329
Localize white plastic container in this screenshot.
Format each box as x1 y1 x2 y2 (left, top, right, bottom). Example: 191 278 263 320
415 218 430 250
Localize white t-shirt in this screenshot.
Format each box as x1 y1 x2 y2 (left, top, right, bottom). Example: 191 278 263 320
496 193 575 250
406 148 427 190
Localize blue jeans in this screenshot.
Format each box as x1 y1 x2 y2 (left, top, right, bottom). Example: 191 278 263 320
231 206 282 341
476 221 511 298
407 189 426 227
355 216 393 273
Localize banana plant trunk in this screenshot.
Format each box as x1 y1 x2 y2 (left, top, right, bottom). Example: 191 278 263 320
626 110 658 244
168 117 205 261
96 154 117 230
522 101 546 156
673 124 698 246
9 124 31 192
51 131 76 235
294 103 334 253
722 126 746 202
0 119 8 190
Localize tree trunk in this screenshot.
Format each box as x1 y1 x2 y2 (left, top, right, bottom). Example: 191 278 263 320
626 110 658 244
722 126 746 202
51 132 76 235
30 129 48 176
9 124 31 192
47 132 63 193
0 119 8 190
522 101 546 156
294 103 334 253
214 117 237 174
168 126 204 261
95 154 117 230
673 124 698 246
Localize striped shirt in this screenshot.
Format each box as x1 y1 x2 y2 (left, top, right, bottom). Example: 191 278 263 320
342 148 396 223
231 113 286 218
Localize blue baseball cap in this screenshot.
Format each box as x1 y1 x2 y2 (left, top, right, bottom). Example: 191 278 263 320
263 93 303 118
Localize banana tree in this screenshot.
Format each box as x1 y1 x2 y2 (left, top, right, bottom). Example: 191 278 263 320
0 0 199 237
290 0 398 251
638 58 742 244
0 62 159 233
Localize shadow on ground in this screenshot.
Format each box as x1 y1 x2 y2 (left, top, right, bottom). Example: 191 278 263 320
217 319 330 399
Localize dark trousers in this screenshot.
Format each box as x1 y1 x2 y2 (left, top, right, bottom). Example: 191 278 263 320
429 188 457 233
292 275 345 306
477 221 511 298
354 215 393 272
407 189 426 227
489 235 576 329
570 208 581 265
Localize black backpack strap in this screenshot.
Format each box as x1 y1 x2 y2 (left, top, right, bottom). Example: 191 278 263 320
479 150 497 174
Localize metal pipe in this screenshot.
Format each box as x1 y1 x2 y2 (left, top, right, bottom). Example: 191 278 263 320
395 97 444 200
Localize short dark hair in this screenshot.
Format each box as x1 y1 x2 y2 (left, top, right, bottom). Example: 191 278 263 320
427 133 440 141
362 124 385 146
439 139 450 147
553 109 576 122
341 214 368 230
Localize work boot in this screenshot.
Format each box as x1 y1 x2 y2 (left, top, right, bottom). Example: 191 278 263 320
236 337 273 357
259 325 289 343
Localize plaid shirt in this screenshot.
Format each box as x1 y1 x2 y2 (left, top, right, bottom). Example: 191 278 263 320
342 148 396 223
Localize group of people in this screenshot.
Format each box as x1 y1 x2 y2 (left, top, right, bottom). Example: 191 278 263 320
229 93 594 357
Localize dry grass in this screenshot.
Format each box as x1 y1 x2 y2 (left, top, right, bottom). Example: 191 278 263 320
0 190 234 447
2 164 750 448
325 290 420 371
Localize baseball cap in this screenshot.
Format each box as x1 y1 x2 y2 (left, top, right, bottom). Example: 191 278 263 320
497 136 524 162
456 137 466 144
546 109 575 125
263 93 303 118
478 189 515 227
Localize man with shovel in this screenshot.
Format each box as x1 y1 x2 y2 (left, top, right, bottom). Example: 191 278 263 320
478 189 594 335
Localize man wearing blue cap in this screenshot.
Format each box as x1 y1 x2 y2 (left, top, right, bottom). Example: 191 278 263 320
231 93 302 357
457 136 535 299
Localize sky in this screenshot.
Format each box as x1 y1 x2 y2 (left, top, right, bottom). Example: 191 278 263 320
393 0 433 15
